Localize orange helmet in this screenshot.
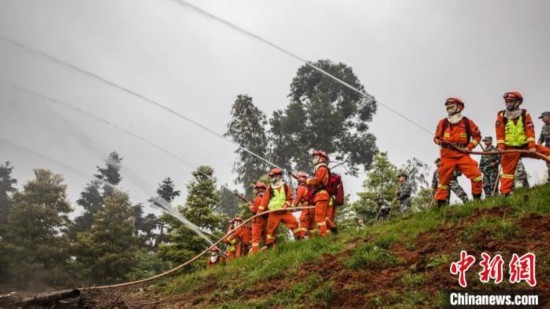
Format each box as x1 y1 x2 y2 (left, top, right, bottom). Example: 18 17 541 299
254 182 267 190
295 172 308 182
211 246 220 252
312 150 329 161
268 168 283 176
444 97 465 111
233 216 242 222
503 91 523 103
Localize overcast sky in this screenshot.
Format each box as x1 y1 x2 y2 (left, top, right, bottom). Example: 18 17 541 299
1 0 549 212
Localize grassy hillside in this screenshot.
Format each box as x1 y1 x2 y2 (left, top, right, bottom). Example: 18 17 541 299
94 185 550 307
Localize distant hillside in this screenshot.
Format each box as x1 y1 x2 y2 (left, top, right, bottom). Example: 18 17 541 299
87 185 550 307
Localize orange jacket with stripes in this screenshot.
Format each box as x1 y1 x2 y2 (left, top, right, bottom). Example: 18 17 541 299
249 192 265 214
307 164 329 188
495 109 536 150
434 117 481 156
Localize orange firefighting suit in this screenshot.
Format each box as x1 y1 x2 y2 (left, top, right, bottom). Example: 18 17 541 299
496 110 550 195
249 191 267 254
224 222 249 262
307 164 336 237
259 183 299 245
292 183 313 239
434 117 483 201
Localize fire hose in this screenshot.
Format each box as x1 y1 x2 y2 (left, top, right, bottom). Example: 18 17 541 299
79 205 315 291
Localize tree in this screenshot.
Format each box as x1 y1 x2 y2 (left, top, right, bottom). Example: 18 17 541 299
71 152 123 238
0 161 17 227
272 59 378 174
94 151 123 196
399 158 431 194
158 166 224 268
150 177 181 249
70 179 103 239
72 191 138 285
225 94 269 197
351 152 398 219
2 169 72 289
215 184 242 218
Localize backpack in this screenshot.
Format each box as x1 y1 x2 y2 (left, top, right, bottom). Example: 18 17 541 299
308 166 345 206
326 172 345 206
441 117 472 142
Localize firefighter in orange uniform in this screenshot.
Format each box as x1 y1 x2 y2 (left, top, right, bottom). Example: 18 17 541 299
291 172 313 239
495 91 550 195
224 216 248 262
258 168 299 249
434 97 483 207
307 150 337 236
248 182 268 254
206 246 224 267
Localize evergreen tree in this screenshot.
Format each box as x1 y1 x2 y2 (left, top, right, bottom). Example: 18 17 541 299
150 177 181 249
273 59 378 174
0 161 17 227
158 166 223 268
225 94 269 197
73 191 138 285
70 179 102 239
71 152 123 238
2 169 72 289
215 184 242 218
94 151 123 196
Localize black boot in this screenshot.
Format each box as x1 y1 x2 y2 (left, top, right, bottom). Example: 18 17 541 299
472 194 481 200
330 227 339 235
436 200 446 208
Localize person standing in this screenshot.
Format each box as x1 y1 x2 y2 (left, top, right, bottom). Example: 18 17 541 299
248 182 268 255
258 168 299 249
306 150 337 237
479 137 500 197
396 173 412 214
495 91 550 196
291 172 313 239
538 111 550 182
434 97 483 207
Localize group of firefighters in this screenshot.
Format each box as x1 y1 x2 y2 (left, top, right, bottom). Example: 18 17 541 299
433 91 550 208
208 90 550 267
208 150 339 267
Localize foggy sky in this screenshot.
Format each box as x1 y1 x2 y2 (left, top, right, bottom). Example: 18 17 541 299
1 0 549 211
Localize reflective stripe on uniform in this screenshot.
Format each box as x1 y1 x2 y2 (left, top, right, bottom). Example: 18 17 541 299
438 184 449 190
266 234 275 239
473 176 482 182
501 174 515 179
317 222 326 226
252 243 260 247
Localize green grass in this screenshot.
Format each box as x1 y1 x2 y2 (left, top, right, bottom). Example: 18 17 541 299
148 184 550 308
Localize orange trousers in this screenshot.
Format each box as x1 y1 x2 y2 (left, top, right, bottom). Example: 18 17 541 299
435 154 482 201
500 144 550 195
249 215 267 254
314 190 336 237
265 210 299 245
296 206 316 238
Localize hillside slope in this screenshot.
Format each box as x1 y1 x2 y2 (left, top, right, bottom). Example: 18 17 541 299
88 185 550 308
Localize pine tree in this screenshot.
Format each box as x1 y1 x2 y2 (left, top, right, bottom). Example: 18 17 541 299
73 191 138 285
94 151 123 197
158 166 223 268
0 161 17 228
71 152 123 238
2 169 72 289
225 94 269 197
150 177 181 249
